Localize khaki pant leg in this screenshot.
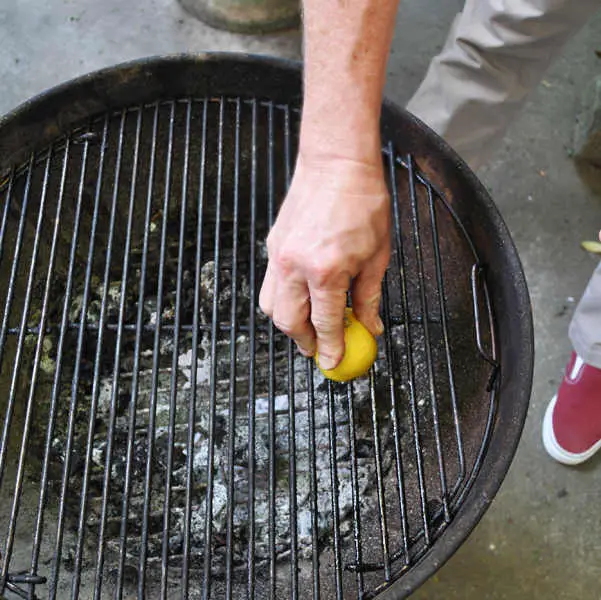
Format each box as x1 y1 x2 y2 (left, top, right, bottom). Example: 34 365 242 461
407 0 601 364
407 0 601 170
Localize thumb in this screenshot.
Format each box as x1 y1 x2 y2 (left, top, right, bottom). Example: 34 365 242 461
352 249 389 336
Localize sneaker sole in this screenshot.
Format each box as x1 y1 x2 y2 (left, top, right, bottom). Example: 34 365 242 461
542 394 601 465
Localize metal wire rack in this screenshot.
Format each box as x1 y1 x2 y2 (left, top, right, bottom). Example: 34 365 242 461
0 96 498 600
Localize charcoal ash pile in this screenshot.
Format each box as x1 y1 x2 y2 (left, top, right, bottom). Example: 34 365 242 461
40 225 394 581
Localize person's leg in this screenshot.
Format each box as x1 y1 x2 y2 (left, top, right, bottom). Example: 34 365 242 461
406 0 601 465
542 262 601 465
570 262 601 367
407 0 601 170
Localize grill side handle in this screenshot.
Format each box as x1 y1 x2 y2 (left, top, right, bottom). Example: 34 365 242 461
470 263 500 391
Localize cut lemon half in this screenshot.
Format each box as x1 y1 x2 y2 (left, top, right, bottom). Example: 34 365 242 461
316 308 378 383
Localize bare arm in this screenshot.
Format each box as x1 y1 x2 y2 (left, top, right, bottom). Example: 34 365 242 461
300 0 400 164
260 0 400 369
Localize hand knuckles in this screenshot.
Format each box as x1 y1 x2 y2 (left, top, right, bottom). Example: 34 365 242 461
275 250 301 277
308 259 338 286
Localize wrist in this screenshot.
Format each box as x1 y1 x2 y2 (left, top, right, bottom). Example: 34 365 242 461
294 148 387 192
299 109 383 166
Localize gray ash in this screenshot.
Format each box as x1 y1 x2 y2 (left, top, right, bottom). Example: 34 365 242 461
43 231 394 587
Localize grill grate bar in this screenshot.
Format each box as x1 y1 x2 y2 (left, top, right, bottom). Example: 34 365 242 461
346 383 365 595
266 100 277 600
306 362 321 599
246 97 258 600
29 140 71 593
0 148 52 590
445 268 499 513
284 104 300 600
84 109 129 600
390 153 430 547
183 98 208 597
201 97 225 600
406 156 450 520
124 101 159 597
159 101 178 597
425 183 465 484
326 381 344 600
33 134 81 598
377 142 412 568
0 155 34 491
6 579 30 599
225 97 241 599
161 99 189 598
0 169 13 266
286 283 298 598
116 106 150 598
138 100 170 597
381 273 410 565
49 125 103 599
369 367 391 581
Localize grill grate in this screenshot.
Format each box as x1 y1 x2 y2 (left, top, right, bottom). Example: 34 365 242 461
0 97 497 599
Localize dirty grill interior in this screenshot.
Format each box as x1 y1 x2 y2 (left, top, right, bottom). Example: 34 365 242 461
0 57 525 600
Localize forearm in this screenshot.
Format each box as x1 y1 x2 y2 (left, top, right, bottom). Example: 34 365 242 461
299 0 400 164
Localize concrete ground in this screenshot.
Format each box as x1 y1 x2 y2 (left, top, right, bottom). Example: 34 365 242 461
1 0 601 598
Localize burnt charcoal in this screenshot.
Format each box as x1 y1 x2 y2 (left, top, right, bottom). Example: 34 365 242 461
169 533 184 554
41 241 395 581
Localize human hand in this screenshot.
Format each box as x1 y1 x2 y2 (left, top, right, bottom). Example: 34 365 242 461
259 153 391 370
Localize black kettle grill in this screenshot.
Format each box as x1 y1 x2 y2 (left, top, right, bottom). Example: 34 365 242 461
0 54 533 600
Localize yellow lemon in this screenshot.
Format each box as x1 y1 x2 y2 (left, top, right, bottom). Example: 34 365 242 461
316 308 378 383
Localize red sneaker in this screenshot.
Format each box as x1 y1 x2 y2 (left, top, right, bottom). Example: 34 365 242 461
543 352 601 465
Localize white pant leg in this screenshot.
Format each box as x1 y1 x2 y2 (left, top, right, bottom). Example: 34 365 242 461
407 0 601 170
569 262 601 368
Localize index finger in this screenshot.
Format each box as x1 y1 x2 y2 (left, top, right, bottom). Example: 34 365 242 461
308 284 348 371
273 278 316 357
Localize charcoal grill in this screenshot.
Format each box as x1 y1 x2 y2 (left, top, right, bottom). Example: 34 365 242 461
0 54 533 600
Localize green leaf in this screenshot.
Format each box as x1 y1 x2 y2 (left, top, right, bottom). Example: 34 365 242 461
581 240 601 254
